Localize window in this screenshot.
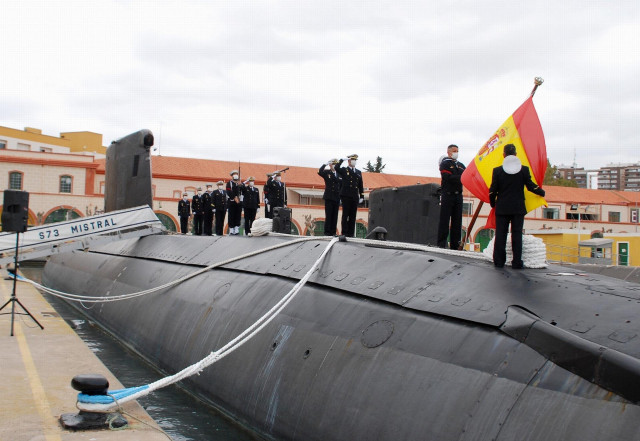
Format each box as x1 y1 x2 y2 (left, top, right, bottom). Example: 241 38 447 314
632 209 639 224
0 140 6 149
173 190 182 199
462 202 473 216
9 171 23 190
40 147 52 153
60 175 72 193
608 212 621 222
543 207 559 219
17 143 31 151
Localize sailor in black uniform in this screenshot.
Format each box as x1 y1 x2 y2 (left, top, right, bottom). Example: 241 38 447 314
241 176 260 235
336 154 364 237
437 144 466 249
227 170 242 235
202 184 214 236
264 173 273 219
191 187 204 235
489 143 545 269
318 158 341 236
212 180 228 236
178 192 191 234
267 172 287 212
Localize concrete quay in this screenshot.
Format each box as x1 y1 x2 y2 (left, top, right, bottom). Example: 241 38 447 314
0 268 170 441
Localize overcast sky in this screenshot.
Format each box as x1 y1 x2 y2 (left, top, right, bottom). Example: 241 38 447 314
3 0 639 177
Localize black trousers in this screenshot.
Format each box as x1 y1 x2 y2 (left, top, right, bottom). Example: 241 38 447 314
341 197 358 237
265 204 273 219
228 203 242 228
494 214 525 268
215 210 226 236
193 213 203 235
437 194 463 249
203 211 214 236
244 208 257 234
180 216 189 234
324 199 339 236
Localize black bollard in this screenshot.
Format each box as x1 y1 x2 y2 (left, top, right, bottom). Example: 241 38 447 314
59 374 128 431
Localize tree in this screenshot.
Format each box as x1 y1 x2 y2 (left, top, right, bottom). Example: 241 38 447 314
543 159 578 187
365 156 386 173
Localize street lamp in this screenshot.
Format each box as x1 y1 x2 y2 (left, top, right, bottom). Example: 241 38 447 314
571 204 581 242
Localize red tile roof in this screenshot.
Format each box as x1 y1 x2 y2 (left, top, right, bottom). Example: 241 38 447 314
96 156 439 190
95 155 640 206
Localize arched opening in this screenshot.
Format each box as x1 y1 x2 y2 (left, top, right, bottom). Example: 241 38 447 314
155 212 177 232
474 228 495 252
44 208 82 224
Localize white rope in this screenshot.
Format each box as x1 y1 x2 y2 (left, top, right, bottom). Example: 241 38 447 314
482 234 548 268
24 236 329 303
77 237 340 411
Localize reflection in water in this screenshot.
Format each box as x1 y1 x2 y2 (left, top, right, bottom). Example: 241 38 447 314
21 264 261 441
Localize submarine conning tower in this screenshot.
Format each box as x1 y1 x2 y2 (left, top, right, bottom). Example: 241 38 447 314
104 129 154 213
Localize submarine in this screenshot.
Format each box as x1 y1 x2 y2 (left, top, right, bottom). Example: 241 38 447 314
42 131 640 441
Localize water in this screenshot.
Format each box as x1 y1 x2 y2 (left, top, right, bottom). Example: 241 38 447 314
20 263 262 441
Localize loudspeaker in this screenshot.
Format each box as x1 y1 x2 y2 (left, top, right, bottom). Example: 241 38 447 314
272 207 292 234
368 183 441 246
2 190 30 233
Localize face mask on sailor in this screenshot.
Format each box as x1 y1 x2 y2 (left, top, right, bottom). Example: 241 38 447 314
232 174 239 180
276 176 282 182
349 159 357 167
197 191 202 195
183 196 187 201
249 181 254 187
451 152 459 160
217 185 223 190
329 163 335 171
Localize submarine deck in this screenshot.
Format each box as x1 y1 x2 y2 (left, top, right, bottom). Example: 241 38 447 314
0 268 168 441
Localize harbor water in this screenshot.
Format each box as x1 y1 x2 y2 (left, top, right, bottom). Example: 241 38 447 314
21 262 261 441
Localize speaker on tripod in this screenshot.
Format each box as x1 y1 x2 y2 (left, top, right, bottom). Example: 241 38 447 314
1 190 44 336
2 190 29 233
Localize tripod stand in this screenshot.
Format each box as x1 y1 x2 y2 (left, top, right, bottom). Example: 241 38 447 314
0 231 44 336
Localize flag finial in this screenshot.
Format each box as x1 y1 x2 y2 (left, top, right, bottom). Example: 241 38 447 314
531 77 544 97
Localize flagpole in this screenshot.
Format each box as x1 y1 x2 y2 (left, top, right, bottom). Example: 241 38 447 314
460 77 544 251
530 77 544 97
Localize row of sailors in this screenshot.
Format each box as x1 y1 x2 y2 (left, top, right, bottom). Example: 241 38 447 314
177 170 287 236
178 154 364 237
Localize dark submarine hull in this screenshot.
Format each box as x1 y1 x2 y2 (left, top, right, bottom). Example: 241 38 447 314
43 233 640 441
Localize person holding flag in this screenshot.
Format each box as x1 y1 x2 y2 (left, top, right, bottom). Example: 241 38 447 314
489 144 545 268
460 78 548 260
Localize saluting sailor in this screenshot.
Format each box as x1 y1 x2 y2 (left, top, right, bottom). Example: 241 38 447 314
212 180 228 236
318 158 342 236
202 184 214 236
191 187 204 235
178 192 191 234
267 172 287 212
336 154 364 237
241 176 260 235
227 170 242 235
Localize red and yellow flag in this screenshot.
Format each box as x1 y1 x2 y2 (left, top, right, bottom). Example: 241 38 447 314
461 96 547 228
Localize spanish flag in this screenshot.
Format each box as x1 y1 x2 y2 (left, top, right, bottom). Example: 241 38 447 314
461 96 547 228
